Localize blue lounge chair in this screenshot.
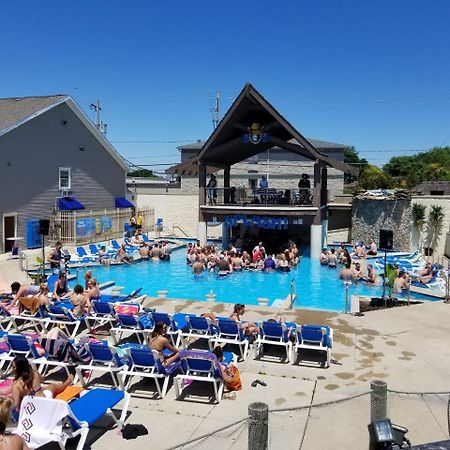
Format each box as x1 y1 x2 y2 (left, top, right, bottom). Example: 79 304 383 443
45 305 87 339
96 287 144 304
208 318 249 360
85 301 117 332
142 234 155 244
0 334 71 378
180 315 218 349
88 243 99 255
110 239 121 250
17 389 130 450
254 321 293 363
174 350 224 403
75 246 97 262
292 324 333 368
75 343 128 388
110 313 151 344
118 347 179 398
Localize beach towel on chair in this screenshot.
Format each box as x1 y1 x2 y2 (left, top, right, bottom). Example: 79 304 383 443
17 395 75 449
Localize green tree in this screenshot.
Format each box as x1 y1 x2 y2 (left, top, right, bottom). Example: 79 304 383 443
344 146 368 183
128 169 156 178
357 165 393 190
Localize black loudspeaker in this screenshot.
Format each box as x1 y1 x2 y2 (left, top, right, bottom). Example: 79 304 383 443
39 219 50 236
379 229 393 250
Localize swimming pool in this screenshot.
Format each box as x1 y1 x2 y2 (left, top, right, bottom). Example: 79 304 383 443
76 247 438 312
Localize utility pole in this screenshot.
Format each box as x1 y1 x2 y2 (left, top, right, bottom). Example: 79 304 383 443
210 91 220 130
90 100 107 135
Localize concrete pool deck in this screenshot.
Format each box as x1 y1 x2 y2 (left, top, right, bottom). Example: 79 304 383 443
1 257 450 448
97 297 450 449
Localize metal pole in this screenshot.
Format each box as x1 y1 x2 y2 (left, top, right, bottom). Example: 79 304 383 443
382 249 387 299
248 402 268 450
370 380 387 423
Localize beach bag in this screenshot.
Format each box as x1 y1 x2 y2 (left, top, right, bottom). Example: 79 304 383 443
225 365 242 392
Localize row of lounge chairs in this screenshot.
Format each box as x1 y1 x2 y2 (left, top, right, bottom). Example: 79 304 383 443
74 236 154 263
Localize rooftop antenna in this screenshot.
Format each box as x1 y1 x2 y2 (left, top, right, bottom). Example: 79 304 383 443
210 91 220 130
89 99 107 135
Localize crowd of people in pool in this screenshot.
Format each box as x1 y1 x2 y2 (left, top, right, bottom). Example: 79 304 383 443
186 240 300 276
321 239 444 296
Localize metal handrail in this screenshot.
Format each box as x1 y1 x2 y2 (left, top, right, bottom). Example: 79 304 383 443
203 187 314 207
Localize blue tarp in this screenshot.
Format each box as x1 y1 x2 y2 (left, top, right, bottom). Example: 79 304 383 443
115 197 134 208
59 197 85 211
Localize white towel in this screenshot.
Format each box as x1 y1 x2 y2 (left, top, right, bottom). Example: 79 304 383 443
17 395 81 449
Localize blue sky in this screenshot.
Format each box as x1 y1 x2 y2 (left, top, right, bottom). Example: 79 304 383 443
2 0 450 172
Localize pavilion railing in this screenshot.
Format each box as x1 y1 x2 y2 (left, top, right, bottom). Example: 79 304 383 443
203 187 315 207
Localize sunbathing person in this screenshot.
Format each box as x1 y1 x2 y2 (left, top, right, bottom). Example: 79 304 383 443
116 243 133 264
6 282 40 312
416 262 433 284
367 239 378 256
229 304 259 335
52 272 70 301
0 397 29 448
149 322 180 366
18 282 50 315
84 270 92 290
98 245 111 267
86 278 100 300
11 356 74 413
212 346 241 392
70 284 90 316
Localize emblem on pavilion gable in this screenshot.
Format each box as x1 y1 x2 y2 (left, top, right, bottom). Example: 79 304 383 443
242 122 270 145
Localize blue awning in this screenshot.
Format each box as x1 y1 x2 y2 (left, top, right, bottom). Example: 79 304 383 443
59 197 85 211
115 197 134 208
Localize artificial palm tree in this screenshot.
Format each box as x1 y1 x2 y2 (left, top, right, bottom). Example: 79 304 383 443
411 203 426 251
427 204 445 254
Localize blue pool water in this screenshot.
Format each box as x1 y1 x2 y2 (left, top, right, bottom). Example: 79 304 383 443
81 248 436 312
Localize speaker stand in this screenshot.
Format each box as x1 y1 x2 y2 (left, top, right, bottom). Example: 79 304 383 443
41 234 46 283
381 249 387 306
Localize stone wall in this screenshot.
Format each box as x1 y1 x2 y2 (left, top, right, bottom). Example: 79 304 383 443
351 198 412 251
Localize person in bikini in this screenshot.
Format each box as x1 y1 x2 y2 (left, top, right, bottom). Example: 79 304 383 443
229 304 259 335
149 322 180 366
11 356 74 414
86 278 100 300
70 284 90 316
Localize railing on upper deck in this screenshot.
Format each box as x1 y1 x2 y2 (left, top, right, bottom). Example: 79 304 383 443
203 187 316 207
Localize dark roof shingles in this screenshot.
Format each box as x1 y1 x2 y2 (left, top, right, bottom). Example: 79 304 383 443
0 95 67 133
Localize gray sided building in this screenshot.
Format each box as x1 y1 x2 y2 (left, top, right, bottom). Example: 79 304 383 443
0 95 129 253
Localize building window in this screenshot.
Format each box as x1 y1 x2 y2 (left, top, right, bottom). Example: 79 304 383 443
59 167 71 190
249 179 257 189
